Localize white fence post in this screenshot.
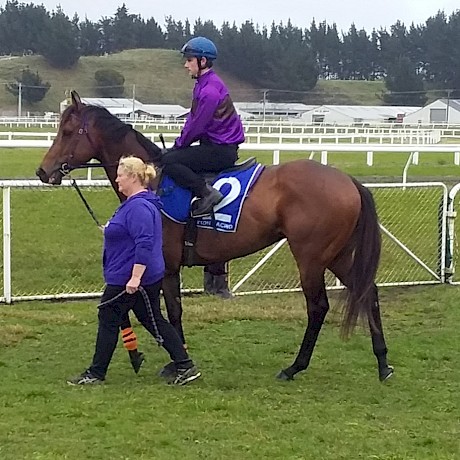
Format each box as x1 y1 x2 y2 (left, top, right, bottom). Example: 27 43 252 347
3 187 11 304
321 150 328 165
367 151 373 166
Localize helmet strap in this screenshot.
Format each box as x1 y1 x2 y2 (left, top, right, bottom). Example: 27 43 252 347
193 57 208 79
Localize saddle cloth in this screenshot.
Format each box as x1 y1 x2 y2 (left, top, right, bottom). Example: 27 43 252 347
159 163 264 233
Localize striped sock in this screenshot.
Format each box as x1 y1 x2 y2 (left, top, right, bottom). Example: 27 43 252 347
121 327 138 351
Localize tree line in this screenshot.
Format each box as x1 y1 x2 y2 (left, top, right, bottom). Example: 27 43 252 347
1 1 460 105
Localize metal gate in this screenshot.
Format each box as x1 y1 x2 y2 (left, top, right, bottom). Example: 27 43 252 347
0 180 450 303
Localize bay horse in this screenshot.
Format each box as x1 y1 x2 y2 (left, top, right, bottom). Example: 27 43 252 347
36 91 393 382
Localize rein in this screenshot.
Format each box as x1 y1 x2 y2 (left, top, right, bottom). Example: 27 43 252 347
70 178 103 228
63 113 161 228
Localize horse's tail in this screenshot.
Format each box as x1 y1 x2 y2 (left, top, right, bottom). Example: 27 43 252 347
342 179 381 337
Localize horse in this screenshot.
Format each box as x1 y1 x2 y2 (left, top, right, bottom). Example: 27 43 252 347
36 91 393 382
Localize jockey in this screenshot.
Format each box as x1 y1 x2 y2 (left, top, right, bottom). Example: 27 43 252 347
162 36 245 217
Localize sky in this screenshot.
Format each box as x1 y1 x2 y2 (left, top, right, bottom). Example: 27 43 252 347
2 0 459 32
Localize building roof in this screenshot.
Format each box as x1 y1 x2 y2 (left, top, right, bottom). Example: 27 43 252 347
140 104 187 117
313 105 420 117
303 105 421 122
80 97 143 109
234 102 317 115
61 97 188 118
106 107 134 115
434 99 460 112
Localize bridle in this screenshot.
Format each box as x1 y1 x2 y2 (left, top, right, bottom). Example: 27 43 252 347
59 115 119 228
51 113 164 229
58 115 116 176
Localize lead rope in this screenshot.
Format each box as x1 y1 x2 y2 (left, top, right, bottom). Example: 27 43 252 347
138 286 164 346
70 177 103 229
98 287 164 346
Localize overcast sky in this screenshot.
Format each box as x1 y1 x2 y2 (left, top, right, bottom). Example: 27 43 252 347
3 0 459 32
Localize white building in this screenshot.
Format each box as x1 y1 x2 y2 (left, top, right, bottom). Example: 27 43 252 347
300 105 421 124
403 99 460 124
234 102 317 119
60 97 187 119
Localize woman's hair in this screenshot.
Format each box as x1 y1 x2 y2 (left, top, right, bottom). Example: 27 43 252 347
118 156 157 187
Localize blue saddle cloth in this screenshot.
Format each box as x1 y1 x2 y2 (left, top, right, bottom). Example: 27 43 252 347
159 163 264 233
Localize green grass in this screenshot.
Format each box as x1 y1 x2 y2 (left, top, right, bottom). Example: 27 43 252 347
0 146 454 296
0 124 459 457
306 80 385 105
0 49 258 113
0 49 399 114
0 286 459 459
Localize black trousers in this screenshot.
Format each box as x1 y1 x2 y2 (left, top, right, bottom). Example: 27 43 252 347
162 143 238 196
89 281 190 379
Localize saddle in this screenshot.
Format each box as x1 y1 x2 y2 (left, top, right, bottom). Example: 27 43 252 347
202 157 256 183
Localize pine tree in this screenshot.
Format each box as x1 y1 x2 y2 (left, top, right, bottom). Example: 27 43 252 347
383 56 427 106
38 7 80 68
5 68 51 104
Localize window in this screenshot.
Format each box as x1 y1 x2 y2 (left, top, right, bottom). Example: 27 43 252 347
430 108 447 122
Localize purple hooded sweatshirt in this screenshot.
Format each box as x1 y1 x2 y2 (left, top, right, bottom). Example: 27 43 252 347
174 69 245 148
103 190 164 286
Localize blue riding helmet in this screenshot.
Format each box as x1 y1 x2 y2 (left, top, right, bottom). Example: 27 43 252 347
180 37 218 60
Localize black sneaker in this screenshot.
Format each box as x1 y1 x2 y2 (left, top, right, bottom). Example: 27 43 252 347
67 370 104 386
169 365 201 386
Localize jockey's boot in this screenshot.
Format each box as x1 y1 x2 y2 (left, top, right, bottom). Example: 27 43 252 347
191 184 223 218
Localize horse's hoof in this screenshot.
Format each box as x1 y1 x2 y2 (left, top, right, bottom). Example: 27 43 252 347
276 369 294 381
379 365 394 382
129 351 145 374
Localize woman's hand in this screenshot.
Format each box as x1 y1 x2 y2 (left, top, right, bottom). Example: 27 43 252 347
126 276 141 294
127 264 146 294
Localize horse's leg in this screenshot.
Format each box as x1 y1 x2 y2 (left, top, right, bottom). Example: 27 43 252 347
330 257 394 382
204 261 233 300
369 284 394 381
278 270 329 381
162 270 186 345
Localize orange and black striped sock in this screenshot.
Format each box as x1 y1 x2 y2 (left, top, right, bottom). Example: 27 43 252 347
121 327 138 351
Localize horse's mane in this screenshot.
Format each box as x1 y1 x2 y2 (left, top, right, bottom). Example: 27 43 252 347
64 104 162 164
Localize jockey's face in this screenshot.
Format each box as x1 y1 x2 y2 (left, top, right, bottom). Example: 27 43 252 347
184 56 207 78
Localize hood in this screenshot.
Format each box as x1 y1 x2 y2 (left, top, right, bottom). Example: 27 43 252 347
122 190 163 210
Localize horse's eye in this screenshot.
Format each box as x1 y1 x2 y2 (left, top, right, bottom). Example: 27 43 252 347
62 131 71 137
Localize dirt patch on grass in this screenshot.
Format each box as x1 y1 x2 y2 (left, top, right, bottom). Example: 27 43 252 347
0 324 34 347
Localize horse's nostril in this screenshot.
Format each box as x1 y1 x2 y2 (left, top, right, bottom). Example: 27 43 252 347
36 167 48 183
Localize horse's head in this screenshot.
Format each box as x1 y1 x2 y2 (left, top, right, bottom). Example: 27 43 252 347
36 91 102 184
37 90 163 192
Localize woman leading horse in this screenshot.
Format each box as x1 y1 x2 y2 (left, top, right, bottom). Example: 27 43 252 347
36 91 394 382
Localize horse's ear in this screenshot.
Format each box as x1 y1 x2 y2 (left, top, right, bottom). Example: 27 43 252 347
71 91 83 109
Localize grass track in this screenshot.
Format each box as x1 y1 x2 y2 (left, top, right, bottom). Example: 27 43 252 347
0 286 459 459
1 133 460 458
